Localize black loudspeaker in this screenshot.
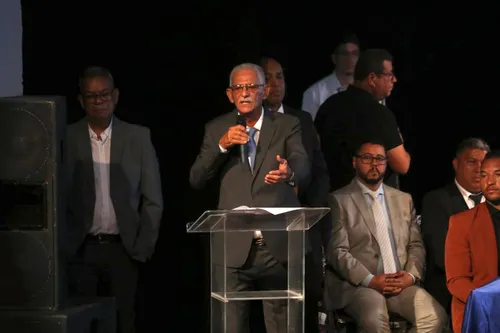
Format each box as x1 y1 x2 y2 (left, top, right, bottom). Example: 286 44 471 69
0 297 116 333
0 96 66 310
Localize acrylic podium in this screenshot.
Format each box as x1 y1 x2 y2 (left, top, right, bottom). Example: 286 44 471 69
186 207 330 333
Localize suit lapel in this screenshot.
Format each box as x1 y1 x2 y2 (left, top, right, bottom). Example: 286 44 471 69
349 181 378 240
384 186 404 252
476 204 499 276
252 109 276 180
110 118 125 186
110 118 125 164
282 104 297 117
447 182 469 214
76 120 95 194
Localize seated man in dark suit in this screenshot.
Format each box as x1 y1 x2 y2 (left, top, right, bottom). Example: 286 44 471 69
190 62 310 333
445 150 500 333
421 137 490 318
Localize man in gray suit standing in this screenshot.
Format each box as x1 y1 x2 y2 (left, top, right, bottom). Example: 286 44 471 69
324 139 446 333
190 63 310 333
66 66 163 333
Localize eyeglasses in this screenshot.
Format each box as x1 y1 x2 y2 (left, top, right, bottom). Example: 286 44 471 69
82 90 112 102
356 154 387 165
336 50 359 57
229 84 264 93
379 72 396 80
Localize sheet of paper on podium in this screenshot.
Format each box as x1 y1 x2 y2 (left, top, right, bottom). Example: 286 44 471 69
232 206 302 215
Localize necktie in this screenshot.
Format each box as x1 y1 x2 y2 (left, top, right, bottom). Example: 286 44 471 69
247 127 257 170
369 192 397 274
469 193 483 207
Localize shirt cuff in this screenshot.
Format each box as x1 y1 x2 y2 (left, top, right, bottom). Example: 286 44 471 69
219 144 228 153
361 273 374 287
287 171 295 186
408 273 416 284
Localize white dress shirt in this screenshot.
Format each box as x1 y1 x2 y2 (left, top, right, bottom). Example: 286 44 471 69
88 119 119 235
455 178 485 209
301 72 345 120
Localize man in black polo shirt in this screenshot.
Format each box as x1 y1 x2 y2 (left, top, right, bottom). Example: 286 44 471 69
315 48 410 191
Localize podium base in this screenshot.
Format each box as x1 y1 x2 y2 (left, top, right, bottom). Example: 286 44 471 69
0 297 115 333
211 290 303 302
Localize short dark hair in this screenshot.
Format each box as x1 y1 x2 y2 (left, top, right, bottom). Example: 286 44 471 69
354 138 386 156
483 150 500 163
259 56 281 69
79 66 115 92
334 33 360 54
354 49 393 81
455 138 490 157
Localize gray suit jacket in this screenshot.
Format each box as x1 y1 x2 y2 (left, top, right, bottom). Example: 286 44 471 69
190 109 310 267
66 117 163 262
325 179 424 310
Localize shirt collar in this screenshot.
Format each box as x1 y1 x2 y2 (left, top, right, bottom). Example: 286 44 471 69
330 72 343 91
356 178 384 198
237 107 264 131
277 104 284 114
88 117 113 140
454 178 479 198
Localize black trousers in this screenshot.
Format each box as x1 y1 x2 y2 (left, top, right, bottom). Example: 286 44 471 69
68 236 139 333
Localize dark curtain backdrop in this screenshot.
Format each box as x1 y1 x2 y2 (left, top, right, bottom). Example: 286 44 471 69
18 2 500 330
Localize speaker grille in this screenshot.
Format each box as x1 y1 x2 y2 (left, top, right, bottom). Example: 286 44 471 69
0 95 66 309
0 100 52 182
0 231 51 306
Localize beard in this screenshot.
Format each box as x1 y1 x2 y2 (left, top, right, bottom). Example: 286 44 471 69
358 168 385 185
487 198 500 206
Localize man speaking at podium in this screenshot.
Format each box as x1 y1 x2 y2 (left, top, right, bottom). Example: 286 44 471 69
190 63 310 333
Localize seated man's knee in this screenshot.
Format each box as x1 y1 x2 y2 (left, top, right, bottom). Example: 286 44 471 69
414 289 448 331
429 301 447 329
353 292 390 333
358 309 390 333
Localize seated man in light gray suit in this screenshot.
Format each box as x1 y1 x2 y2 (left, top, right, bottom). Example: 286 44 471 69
190 63 310 333
325 139 446 333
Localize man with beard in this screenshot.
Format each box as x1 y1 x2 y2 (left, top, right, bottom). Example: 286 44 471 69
324 139 446 332
445 150 500 333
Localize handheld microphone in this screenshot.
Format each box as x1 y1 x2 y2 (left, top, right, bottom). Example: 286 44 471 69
236 115 247 164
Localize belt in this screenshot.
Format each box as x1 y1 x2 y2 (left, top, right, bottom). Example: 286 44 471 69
86 234 121 243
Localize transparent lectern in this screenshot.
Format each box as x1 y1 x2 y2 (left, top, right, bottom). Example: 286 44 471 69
186 207 330 333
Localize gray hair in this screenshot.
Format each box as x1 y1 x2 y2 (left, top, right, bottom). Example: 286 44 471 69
79 66 115 92
455 137 491 157
228 63 265 86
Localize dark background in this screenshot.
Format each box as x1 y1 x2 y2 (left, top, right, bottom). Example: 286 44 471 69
19 4 500 331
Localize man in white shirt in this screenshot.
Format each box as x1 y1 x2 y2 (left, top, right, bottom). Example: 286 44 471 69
421 137 490 320
301 33 360 119
66 66 163 333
